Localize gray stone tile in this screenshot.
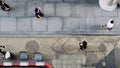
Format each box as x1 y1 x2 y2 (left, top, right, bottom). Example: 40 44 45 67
79 18 87 31
48 17 62 31
32 18 47 31
77 64 81 68
86 52 98 66
65 65 72 68
64 0 78 2
112 17 120 31
56 60 62 64
48 0 63 2
17 18 32 32
102 9 118 17
79 0 86 3
86 0 98 3
0 10 8 17
86 3 94 17
56 64 63 68
94 3 103 17
86 18 95 31
28 0 48 2
43 3 55 16
70 3 87 17
27 1 43 17
63 18 79 31
71 65 77 68
56 3 70 16
17 0 28 2
6 0 18 3
9 2 25 17
1 18 16 32
118 7 120 16
62 64 67 68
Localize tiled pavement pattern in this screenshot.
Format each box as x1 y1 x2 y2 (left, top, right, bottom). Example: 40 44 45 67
0 0 120 35
0 36 120 68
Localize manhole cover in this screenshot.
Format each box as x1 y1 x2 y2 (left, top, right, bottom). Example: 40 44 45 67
25 40 39 53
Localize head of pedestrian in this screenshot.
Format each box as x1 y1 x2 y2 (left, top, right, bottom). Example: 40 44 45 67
79 41 87 50
0 1 5 6
110 20 114 24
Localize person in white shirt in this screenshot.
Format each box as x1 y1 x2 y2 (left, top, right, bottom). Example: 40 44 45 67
100 19 114 31
5 51 10 59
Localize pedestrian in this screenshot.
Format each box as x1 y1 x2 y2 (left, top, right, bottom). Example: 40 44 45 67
79 41 87 50
35 7 44 18
0 0 11 11
100 19 114 31
0 48 11 60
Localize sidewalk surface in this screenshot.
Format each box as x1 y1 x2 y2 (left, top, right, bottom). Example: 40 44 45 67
0 0 120 35
0 36 119 68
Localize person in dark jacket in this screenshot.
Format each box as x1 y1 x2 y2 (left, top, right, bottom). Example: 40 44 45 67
79 41 87 50
35 7 44 18
0 0 11 11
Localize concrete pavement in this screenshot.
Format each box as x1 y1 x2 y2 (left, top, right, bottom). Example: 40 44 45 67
0 36 119 68
0 0 120 35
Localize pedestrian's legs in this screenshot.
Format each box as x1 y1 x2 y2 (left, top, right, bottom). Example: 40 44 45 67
101 23 107 27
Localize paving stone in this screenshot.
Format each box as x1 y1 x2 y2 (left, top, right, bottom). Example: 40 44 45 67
102 9 118 17
71 64 77 68
48 0 63 2
32 18 47 31
64 0 78 2
17 0 28 2
17 18 32 32
56 64 63 68
86 52 99 66
9 2 25 17
0 18 16 32
0 10 8 17
78 18 87 31
27 1 43 17
63 18 79 31
79 0 86 3
48 17 63 32
86 0 98 3
118 7 120 17
43 3 55 16
94 3 103 17
77 64 81 68
86 18 95 31
56 60 62 64
70 3 87 17
52 60 56 64
76 55 82 64
65 65 72 68
63 64 67 68
56 3 70 16
27 0 48 2
6 0 18 3
112 17 120 31
86 3 94 17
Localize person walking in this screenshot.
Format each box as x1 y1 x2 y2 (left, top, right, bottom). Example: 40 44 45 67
35 7 44 18
100 19 114 31
0 0 11 11
79 41 87 50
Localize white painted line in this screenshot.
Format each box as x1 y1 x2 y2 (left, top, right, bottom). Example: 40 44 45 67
20 62 28 66
36 62 44 66
3 62 12 66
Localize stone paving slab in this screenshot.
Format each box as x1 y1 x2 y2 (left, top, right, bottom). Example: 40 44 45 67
0 36 119 68
0 0 120 35
0 17 16 32
16 18 32 32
